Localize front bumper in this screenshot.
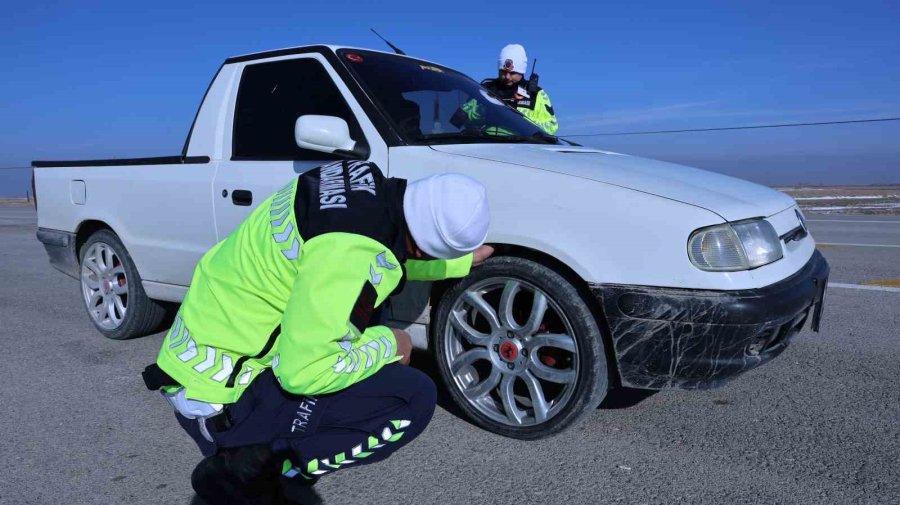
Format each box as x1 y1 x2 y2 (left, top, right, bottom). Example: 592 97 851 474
591 250 829 390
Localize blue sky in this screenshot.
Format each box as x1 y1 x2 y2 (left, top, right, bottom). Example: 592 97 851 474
1 0 898 196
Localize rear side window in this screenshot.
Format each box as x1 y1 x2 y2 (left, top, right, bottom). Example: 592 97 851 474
233 58 364 160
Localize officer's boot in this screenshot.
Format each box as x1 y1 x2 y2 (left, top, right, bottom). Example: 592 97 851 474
191 444 281 505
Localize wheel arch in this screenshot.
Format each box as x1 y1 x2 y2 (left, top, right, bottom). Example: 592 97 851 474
74 220 116 260
431 243 623 389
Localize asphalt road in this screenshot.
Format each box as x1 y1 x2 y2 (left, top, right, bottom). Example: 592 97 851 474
1 207 898 505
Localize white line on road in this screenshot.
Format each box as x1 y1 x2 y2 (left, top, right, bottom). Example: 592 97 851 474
809 219 900 224
818 242 900 248
830 282 900 293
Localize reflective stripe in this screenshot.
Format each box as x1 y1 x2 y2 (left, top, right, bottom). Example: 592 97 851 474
369 264 383 285
392 419 411 429
169 321 189 349
361 344 374 369
333 354 350 373
271 210 289 228
210 354 234 382
350 349 362 373
375 251 397 270
168 316 182 344
380 336 393 359
193 346 218 373
270 201 290 217
273 222 294 243
238 367 254 385
272 192 291 205
333 335 394 374
282 238 300 260
284 419 412 480
177 338 198 362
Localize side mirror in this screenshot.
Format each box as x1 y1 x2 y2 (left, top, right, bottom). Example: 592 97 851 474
295 115 369 159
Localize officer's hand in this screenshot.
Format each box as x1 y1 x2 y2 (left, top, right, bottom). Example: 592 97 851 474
472 245 495 267
391 328 413 365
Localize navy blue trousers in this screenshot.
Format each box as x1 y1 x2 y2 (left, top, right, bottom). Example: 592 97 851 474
176 364 436 480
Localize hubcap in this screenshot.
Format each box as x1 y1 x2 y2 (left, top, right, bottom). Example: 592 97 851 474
443 277 579 427
81 242 129 330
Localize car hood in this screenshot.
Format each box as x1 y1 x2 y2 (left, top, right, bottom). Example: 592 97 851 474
429 144 795 221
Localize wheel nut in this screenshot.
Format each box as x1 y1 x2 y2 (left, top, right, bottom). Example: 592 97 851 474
493 344 500 352
522 349 529 357
507 363 514 370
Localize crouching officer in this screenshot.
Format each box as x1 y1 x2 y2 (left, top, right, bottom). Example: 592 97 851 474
142 160 492 504
481 43 558 135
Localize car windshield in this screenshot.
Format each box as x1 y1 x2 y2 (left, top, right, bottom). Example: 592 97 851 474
338 49 558 145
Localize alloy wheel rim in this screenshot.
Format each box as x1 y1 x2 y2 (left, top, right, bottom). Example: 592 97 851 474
81 242 128 329
443 277 579 427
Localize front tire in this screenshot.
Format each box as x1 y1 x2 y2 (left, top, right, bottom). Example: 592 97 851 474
79 229 167 340
433 256 609 439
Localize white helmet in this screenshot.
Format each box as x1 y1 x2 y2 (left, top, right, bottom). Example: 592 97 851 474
498 44 527 75
403 174 490 259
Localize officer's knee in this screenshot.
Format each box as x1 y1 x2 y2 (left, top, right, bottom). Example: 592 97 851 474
404 367 437 426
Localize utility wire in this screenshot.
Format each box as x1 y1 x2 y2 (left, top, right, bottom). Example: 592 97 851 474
564 116 900 137
3 117 898 165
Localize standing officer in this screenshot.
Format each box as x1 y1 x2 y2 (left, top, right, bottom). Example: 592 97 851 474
481 44 558 134
143 160 492 504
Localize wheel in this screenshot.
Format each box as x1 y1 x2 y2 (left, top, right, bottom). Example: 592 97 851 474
433 256 609 439
79 229 167 340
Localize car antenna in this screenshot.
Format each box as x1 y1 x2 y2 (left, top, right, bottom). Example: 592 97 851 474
370 28 407 55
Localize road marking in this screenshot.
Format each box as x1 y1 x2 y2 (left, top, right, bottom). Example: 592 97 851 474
830 282 900 293
862 279 900 288
817 242 900 248
808 219 900 224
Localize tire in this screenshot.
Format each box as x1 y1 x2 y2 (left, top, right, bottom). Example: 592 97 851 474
78 229 168 340
433 256 609 439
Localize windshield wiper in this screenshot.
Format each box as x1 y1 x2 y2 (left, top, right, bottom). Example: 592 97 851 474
530 131 560 144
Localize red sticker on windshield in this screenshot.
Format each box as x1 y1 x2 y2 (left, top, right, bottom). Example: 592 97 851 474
345 53 364 63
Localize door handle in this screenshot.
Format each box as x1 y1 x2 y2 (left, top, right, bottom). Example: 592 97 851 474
231 189 253 206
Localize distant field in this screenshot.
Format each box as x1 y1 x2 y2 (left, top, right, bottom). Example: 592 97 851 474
0 198 31 207
775 185 900 215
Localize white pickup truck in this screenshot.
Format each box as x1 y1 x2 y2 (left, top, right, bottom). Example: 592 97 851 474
33 45 829 438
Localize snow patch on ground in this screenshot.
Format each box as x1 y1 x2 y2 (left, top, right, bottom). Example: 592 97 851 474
802 203 900 212
795 195 896 201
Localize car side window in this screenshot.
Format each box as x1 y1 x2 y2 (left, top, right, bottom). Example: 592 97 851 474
232 58 364 160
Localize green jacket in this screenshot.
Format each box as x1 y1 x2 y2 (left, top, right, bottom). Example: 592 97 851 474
467 79 559 135
514 88 558 135
156 161 472 404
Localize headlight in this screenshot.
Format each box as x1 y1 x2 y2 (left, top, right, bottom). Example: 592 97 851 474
688 219 783 271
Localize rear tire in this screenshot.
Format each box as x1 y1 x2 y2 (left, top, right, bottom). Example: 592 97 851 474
79 229 167 340
433 256 609 439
